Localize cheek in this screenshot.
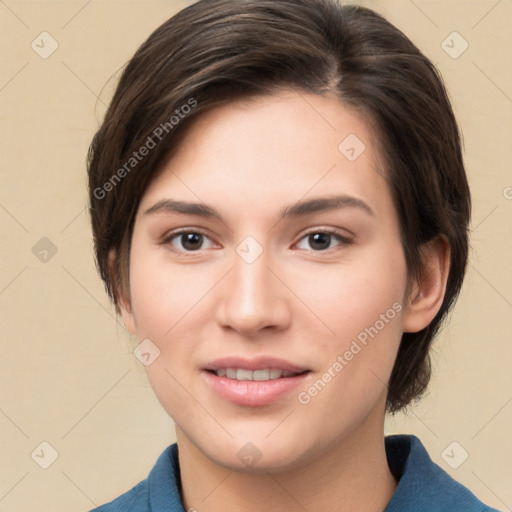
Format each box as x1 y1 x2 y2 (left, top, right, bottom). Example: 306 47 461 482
127 246 208 413
294 246 407 354
290 255 406 434
128 243 211 339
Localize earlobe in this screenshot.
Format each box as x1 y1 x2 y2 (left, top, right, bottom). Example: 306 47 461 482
402 235 451 333
108 249 137 335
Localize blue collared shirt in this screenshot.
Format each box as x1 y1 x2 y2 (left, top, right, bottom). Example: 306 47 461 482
90 434 502 511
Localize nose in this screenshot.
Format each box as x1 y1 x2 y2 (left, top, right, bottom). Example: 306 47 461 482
214 243 291 337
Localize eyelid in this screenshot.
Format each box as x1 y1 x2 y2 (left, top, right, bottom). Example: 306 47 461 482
161 227 215 247
299 226 353 241
161 226 354 254
162 226 210 240
294 227 354 251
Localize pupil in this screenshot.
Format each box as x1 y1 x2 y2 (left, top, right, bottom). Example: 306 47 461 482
179 233 331 251
182 233 202 250
310 233 330 250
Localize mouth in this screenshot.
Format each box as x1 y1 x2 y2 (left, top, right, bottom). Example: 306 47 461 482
202 357 311 406
207 367 308 380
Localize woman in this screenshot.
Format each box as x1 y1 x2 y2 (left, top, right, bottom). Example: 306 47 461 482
86 0 501 510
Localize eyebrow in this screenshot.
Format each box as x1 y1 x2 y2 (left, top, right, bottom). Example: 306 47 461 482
143 194 375 220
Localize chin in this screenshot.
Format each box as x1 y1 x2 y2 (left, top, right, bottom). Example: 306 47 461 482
189 428 318 474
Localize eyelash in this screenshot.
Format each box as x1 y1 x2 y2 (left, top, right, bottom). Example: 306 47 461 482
161 228 353 254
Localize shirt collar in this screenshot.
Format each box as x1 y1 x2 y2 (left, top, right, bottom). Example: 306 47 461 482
147 435 493 511
148 443 185 511
384 434 495 511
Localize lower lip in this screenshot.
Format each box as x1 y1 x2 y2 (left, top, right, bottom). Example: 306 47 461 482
202 371 310 407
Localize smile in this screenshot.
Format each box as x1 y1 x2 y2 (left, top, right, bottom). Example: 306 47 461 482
203 369 311 407
212 368 304 380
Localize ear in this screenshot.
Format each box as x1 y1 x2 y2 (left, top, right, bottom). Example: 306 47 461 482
402 235 451 333
108 249 137 335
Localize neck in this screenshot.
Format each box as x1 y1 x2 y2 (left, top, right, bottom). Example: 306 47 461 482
176 403 396 512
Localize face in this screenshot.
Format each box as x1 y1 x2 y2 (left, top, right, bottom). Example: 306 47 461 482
120 91 412 472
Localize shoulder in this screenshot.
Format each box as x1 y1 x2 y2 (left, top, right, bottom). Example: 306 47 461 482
88 444 184 512
385 434 502 512
88 479 149 511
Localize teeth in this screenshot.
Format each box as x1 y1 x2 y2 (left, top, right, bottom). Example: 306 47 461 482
270 369 283 379
253 369 270 381
214 368 299 381
225 368 237 379
236 369 253 381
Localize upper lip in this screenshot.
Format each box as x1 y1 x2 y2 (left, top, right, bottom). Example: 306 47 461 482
203 356 309 373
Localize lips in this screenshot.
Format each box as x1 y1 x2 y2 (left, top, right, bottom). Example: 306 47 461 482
213 368 301 380
203 356 309 374
202 356 311 407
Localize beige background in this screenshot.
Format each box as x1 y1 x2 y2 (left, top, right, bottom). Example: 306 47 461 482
1 0 511 510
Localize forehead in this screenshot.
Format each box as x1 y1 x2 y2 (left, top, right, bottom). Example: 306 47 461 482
139 91 393 224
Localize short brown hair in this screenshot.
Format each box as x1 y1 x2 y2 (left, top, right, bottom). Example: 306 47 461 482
87 0 471 413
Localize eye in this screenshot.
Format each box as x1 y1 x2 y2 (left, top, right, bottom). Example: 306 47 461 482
295 229 353 252
162 228 353 254
163 229 216 253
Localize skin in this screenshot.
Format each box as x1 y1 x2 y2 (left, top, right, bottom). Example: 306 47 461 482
117 90 450 512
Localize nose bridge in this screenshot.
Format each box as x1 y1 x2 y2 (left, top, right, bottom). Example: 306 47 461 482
232 237 276 310
216 236 288 333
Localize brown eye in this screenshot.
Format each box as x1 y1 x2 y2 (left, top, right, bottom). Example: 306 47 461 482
179 232 204 251
296 230 353 252
163 230 215 252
